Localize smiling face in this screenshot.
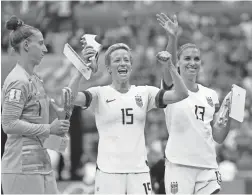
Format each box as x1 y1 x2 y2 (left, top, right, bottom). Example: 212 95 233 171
109 49 132 83
178 46 201 82
105 43 133 84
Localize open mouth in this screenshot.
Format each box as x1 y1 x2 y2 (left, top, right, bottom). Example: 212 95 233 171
118 68 128 75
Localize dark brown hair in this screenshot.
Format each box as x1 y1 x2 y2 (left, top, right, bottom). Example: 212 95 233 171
177 43 199 74
177 43 198 60
5 15 39 53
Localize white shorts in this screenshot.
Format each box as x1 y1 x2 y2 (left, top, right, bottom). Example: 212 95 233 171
165 160 221 194
94 168 152 194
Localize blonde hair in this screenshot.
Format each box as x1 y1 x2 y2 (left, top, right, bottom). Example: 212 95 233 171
104 43 133 67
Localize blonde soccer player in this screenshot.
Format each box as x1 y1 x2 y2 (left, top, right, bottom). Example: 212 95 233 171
156 13 232 194
64 41 189 194
1 16 70 194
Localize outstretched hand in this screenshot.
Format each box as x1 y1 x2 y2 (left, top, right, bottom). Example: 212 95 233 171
156 13 178 37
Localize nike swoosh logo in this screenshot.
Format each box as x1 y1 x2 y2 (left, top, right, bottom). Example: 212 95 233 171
106 99 116 103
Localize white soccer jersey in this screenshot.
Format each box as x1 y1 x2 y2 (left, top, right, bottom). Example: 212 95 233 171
86 85 160 173
164 84 219 168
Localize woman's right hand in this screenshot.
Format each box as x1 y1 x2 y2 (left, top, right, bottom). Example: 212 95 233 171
156 51 174 69
156 13 178 37
49 118 70 136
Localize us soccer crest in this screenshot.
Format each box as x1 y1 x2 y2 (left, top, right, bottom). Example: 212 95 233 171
171 182 178 194
135 95 143 107
206 96 214 107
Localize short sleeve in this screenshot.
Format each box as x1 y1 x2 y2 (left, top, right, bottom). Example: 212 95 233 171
86 86 100 112
146 86 160 111
212 90 220 105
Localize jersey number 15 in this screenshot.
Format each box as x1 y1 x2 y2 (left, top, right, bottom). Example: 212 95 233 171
121 108 134 125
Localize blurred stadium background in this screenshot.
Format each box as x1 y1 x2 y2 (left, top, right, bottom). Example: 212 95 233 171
1 1 252 194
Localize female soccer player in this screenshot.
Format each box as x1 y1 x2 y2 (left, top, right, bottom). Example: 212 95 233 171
65 41 189 194
1 16 70 194
156 13 232 194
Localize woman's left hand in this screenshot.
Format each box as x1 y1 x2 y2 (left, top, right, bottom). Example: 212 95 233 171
156 13 178 37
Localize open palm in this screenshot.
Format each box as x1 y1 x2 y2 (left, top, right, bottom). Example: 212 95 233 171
156 13 178 36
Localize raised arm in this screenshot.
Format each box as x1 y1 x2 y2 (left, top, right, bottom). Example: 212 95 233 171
156 13 179 88
66 44 97 107
157 51 188 104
